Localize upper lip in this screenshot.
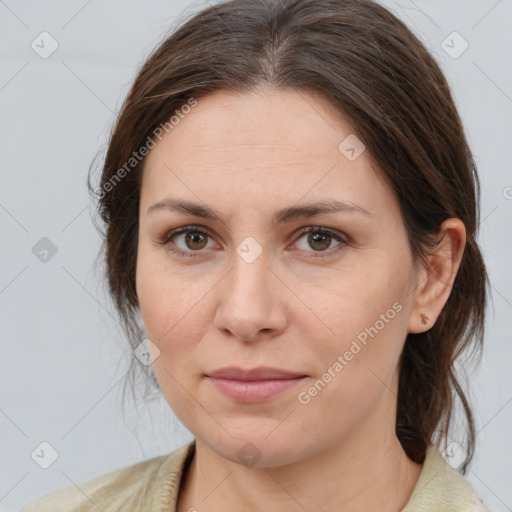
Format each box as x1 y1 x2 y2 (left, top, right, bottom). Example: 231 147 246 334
206 366 307 381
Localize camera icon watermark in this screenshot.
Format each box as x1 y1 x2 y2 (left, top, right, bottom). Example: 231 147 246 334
31 441 59 469
32 237 58 263
441 441 467 470
236 236 263 264
31 31 59 59
236 442 262 467
441 31 469 60
503 186 512 200
338 134 366 161
134 338 161 366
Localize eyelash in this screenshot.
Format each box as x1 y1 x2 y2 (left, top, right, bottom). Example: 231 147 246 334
158 225 348 260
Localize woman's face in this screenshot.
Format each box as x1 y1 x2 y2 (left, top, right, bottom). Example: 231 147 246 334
136 87 421 466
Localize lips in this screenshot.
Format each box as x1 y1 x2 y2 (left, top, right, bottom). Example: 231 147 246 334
205 366 308 403
206 366 307 381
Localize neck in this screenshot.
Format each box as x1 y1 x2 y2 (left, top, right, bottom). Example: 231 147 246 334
177 424 422 512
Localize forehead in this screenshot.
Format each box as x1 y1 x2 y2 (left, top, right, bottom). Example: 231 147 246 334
146 86 354 161
140 87 392 216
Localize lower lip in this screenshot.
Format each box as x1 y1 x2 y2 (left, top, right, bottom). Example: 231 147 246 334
206 376 306 403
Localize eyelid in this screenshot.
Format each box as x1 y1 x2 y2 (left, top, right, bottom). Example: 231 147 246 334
293 226 348 243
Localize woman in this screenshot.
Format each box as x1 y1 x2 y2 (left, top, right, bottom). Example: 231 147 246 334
21 0 491 510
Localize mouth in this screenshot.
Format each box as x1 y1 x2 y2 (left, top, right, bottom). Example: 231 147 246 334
205 366 308 403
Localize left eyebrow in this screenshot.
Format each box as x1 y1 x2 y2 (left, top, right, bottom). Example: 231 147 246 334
146 198 372 223
272 199 372 223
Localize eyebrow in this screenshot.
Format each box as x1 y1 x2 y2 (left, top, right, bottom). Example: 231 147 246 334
146 198 371 224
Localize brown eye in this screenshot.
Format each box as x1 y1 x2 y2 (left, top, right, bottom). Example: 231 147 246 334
307 231 332 251
293 227 347 258
183 231 209 250
160 226 214 258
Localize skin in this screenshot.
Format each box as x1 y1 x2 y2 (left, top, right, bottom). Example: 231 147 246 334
136 86 466 512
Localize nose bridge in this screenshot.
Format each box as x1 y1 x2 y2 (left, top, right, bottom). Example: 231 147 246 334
214 238 285 340
228 240 272 302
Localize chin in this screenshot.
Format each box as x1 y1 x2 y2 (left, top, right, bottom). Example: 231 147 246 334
197 426 313 469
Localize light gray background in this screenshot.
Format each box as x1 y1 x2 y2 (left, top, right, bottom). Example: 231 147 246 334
1 1 511 510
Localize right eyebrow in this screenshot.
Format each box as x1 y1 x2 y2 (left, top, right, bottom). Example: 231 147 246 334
146 197 372 224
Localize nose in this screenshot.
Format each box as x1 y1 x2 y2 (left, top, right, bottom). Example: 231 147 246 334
213 250 287 342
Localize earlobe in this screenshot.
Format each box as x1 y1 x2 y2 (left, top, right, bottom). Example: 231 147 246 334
407 218 466 334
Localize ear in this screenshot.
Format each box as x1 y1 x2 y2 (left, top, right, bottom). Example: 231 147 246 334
408 218 466 334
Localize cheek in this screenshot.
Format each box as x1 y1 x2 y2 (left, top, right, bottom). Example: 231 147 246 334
136 245 203 340
135 249 216 397
308 261 408 342
304 261 409 394
296 294 407 430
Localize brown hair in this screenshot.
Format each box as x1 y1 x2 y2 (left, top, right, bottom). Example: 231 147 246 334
88 0 488 473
